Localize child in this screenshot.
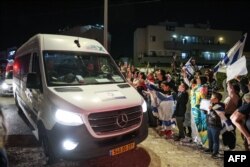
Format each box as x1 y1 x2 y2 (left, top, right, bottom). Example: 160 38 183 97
203 92 224 159
147 81 176 138
156 81 176 138
172 82 189 141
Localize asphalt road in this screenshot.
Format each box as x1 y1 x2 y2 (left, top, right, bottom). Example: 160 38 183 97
1 96 32 135
0 96 226 167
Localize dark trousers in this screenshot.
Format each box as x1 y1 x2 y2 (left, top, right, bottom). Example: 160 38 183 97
223 114 236 149
176 116 185 138
207 126 221 154
0 148 8 167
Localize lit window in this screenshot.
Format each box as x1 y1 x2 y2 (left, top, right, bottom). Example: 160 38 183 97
220 52 225 59
150 36 156 42
181 53 187 59
205 52 211 60
172 34 177 38
219 37 224 41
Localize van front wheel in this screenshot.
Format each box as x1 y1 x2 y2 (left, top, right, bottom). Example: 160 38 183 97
41 132 57 164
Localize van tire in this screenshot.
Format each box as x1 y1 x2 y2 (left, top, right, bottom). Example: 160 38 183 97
40 128 57 164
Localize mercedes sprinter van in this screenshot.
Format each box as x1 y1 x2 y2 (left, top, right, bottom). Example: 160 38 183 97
13 34 148 163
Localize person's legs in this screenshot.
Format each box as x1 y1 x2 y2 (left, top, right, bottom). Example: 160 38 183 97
176 116 185 138
207 127 213 151
183 102 191 137
0 148 8 167
191 107 202 145
243 136 250 151
187 126 192 137
211 127 221 155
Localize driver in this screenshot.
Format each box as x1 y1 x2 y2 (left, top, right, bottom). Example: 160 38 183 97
46 59 58 82
46 58 76 83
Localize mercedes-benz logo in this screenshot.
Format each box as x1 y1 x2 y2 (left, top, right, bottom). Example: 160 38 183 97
116 113 128 128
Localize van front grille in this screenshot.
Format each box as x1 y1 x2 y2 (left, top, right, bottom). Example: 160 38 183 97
88 106 142 134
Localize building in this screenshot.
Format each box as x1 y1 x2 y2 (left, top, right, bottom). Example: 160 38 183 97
133 21 243 67
59 25 111 52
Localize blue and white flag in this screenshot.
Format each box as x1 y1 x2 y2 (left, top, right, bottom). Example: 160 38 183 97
226 56 248 82
184 57 195 79
213 33 247 73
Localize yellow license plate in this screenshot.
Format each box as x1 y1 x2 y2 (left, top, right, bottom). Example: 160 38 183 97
110 142 135 156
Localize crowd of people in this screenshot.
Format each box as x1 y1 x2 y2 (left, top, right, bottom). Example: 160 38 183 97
0 57 249 165
119 57 250 159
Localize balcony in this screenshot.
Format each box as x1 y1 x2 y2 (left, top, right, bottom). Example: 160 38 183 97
164 41 230 51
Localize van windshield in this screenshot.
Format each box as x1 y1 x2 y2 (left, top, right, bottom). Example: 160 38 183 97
43 51 125 86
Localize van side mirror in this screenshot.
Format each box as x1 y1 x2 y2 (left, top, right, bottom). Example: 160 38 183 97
26 73 40 89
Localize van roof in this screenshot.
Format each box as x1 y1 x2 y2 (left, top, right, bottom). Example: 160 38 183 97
16 34 108 54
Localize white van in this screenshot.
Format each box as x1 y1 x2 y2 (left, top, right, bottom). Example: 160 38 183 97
13 34 148 163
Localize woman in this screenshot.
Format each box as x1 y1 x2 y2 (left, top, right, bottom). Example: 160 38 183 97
190 75 208 146
230 92 250 151
223 80 241 150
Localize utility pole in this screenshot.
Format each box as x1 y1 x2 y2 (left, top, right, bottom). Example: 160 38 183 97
104 0 108 50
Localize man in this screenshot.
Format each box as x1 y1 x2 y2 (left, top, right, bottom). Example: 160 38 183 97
45 59 58 81
230 92 250 151
172 82 189 141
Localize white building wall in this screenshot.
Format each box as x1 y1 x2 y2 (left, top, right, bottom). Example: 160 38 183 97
134 24 243 66
175 27 242 44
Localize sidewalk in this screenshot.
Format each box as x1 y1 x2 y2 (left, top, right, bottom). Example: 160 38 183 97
139 128 240 167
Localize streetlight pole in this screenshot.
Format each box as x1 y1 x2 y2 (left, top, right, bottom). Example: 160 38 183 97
104 0 108 50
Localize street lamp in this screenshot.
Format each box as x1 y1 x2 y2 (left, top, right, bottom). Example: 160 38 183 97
104 0 108 50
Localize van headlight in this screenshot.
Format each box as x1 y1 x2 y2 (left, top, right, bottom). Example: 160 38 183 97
142 100 147 113
55 109 84 126
1 82 9 90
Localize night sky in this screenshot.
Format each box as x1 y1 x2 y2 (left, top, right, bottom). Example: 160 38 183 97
1 0 250 59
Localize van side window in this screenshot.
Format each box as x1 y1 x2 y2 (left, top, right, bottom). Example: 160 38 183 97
21 54 31 78
32 53 40 73
14 53 31 80
32 53 42 91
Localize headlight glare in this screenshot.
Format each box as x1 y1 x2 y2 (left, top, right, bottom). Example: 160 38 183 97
62 139 78 150
142 100 147 113
55 109 84 126
1 82 9 90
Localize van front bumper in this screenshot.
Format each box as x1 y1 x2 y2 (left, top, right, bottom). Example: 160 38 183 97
47 112 148 160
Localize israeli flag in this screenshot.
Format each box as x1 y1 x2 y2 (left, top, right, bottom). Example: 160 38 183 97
184 57 195 79
213 33 247 73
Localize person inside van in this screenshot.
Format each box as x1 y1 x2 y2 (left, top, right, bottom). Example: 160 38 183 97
87 63 96 76
45 59 58 82
46 58 77 83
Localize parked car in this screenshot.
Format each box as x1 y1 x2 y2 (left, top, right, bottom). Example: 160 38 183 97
0 70 13 96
